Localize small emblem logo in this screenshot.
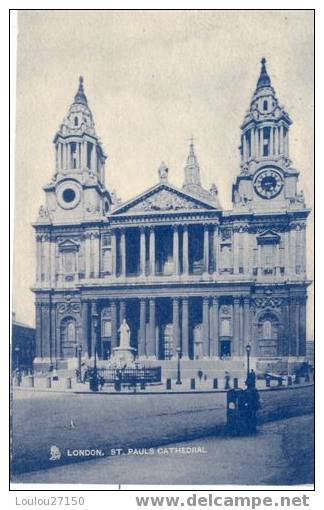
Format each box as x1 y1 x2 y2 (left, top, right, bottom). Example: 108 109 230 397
49 445 61 461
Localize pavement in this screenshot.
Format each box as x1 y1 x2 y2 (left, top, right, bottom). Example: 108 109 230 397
12 414 314 486
11 385 314 477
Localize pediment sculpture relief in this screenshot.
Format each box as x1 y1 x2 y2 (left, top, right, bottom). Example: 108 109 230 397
131 190 201 212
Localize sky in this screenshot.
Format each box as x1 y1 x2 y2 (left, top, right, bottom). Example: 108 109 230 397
13 10 314 335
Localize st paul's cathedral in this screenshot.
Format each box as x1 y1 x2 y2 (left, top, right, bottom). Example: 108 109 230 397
33 59 310 374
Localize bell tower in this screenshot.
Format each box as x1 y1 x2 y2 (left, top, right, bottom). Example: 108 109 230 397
232 58 306 212
38 77 112 224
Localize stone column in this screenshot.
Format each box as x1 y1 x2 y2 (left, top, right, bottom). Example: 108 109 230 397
202 297 210 357
50 304 56 362
173 226 180 275
42 304 51 359
50 237 56 287
182 225 189 275
148 298 156 357
149 227 155 276
62 144 66 169
301 225 307 275
139 299 146 357
284 129 289 157
140 227 146 276
232 298 240 357
260 128 264 157
181 298 189 358
273 127 277 155
243 229 250 274
35 303 42 358
56 144 60 170
243 134 247 161
288 298 297 356
255 129 259 158
85 233 91 278
90 233 99 279
233 228 239 274
203 225 210 273
172 297 180 356
111 230 117 277
111 300 118 349
299 297 307 357
250 128 255 158
213 225 219 274
211 297 219 358
239 300 244 356
120 229 126 277
36 235 42 283
282 300 290 356
91 302 98 358
269 126 274 156
91 144 96 172
289 227 296 277
243 297 250 353
81 301 89 357
44 235 51 285
279 124 284 155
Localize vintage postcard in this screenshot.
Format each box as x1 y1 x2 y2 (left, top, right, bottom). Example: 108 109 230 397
10 9 314 488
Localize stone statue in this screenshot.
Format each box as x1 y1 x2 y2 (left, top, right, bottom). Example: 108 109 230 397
118 319 131 349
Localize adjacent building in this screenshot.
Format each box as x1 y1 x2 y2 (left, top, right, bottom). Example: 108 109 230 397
33 59 311 372
11 313 35 372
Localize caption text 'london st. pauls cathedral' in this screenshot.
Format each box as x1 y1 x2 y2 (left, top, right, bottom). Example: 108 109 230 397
33 58 310 375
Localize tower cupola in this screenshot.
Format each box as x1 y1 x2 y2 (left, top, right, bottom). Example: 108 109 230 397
53 76 107 185
240 58 292 173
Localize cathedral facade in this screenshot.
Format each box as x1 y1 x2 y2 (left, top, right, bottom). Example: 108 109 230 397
33 60 310 371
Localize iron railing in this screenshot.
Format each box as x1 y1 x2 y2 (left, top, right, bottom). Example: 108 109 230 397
96 366 162 384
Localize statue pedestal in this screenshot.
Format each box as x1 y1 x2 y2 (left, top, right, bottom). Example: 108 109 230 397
112 347 136 365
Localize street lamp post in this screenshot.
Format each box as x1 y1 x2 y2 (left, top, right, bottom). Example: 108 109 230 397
246 344 251 379
176 347 182 385
90 313 99 392
76 345 82 382
14 346 20 372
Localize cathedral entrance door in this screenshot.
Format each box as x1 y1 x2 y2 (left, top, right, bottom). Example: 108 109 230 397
162 323 174 360
60 317 77 359
193 324 203 359
219 339 231 359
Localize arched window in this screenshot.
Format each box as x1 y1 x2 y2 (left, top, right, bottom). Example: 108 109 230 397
60 317 77 359
74 116 78 126
263 100 268 111
263 320 272 339
67 321 76 342
257 312 279 357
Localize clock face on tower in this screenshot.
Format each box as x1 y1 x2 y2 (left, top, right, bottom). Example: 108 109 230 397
254 168 284 199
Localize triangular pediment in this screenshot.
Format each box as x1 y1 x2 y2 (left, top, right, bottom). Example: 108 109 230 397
257 229 281 244
111 183 218 216
58 238 80 251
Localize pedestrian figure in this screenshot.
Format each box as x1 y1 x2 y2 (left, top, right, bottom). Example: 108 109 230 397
80 362 87 383
99 375 105 391
239 385 261 434
245 369 256 389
